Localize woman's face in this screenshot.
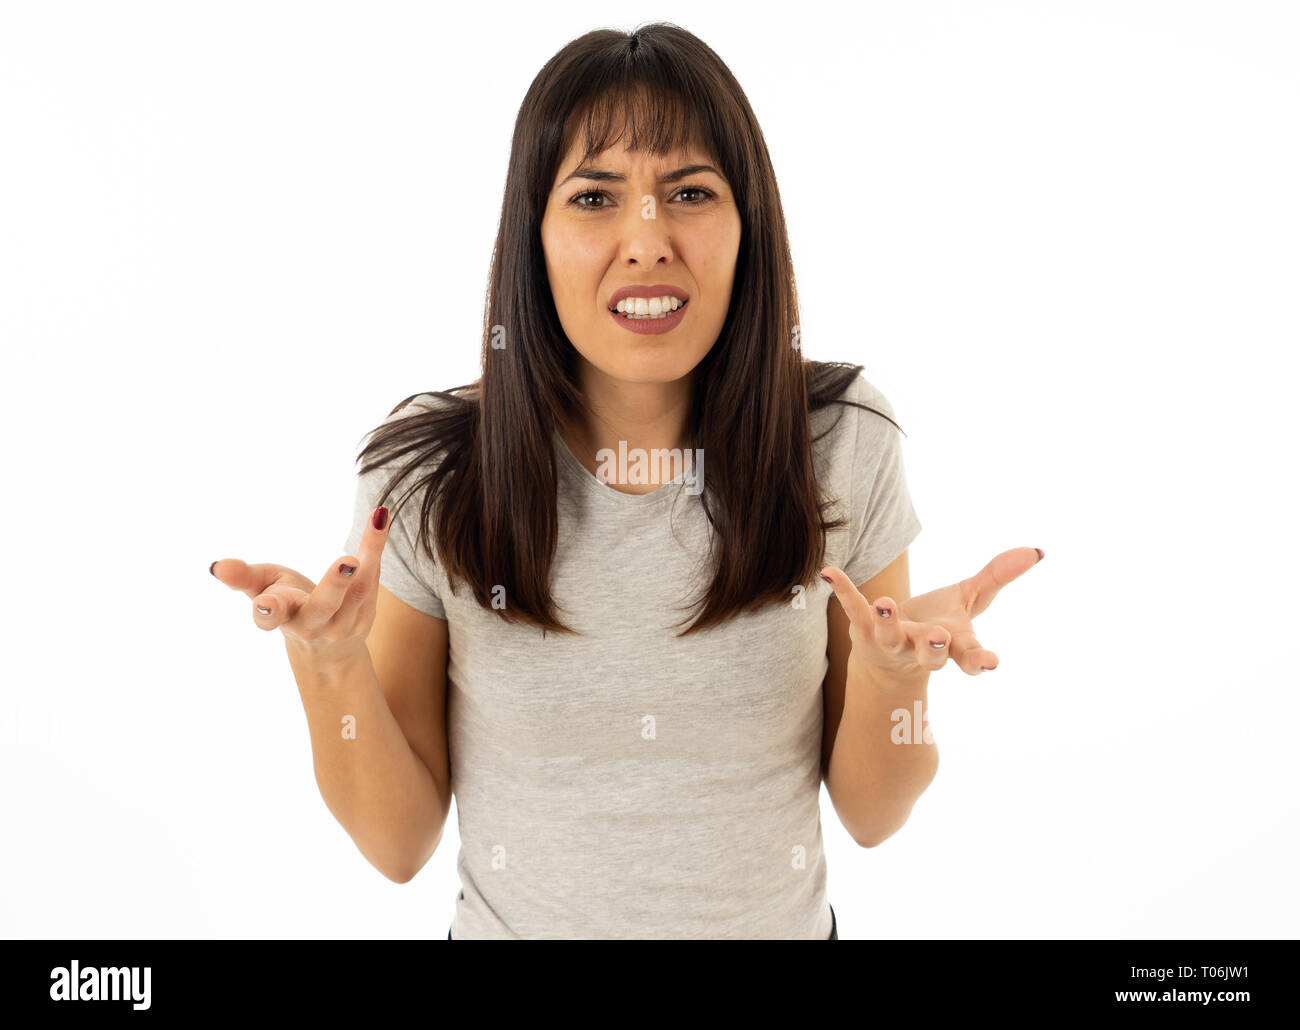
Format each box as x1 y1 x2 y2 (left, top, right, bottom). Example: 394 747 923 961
540 139 741 387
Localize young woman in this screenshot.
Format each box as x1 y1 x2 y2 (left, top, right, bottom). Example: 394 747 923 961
212 23 1042 939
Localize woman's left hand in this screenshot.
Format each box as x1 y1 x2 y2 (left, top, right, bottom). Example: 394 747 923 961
820 546 1043 685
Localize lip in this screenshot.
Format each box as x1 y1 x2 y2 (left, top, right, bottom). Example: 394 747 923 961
607 283 690 311
608 299 689 335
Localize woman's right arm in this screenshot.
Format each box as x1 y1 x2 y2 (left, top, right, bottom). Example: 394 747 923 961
213 505 451 884
286 589 450 883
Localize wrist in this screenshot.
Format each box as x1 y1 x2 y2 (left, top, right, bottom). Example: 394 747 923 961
847 656 931 696
284 637 373 686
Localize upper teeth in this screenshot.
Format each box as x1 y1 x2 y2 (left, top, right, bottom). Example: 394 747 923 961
615 296 684 315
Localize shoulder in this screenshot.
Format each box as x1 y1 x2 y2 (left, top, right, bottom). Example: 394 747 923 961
832 372 901 425
376 389 463 426
351 390 474 506
811 372 905 464
362 389 476 463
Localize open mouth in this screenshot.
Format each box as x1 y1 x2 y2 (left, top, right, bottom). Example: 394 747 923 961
609 298 689 321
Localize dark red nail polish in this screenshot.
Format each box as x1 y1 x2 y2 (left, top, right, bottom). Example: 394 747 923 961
209 560 217 577
1034 548 1044 562
819 573 832 584
373 506 388 531
340 563 357 577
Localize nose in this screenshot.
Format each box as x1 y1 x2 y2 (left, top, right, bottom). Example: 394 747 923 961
618 204 675 266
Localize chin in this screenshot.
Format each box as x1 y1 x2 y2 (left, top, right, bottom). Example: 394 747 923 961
608 353 699 384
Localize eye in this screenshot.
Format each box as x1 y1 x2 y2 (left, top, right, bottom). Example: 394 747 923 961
569 189 612 212
568 184 718 213
672 184 716 205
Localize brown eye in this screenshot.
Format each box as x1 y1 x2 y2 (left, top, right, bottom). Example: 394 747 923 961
674 186 715 205
571 189 611 211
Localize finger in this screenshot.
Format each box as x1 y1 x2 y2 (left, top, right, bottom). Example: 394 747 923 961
819 565 874 630
251 583 311 632
294 556 363 632
335 505 391 622
211 557 313 599
965 547 1044 618
948 629 999 675
868 595 909 655
902 618 952 672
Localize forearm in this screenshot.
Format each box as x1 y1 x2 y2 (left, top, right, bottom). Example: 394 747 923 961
825 662 939 847
286 642 448 882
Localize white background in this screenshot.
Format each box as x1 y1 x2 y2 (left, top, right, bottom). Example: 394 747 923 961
1 0 1296 939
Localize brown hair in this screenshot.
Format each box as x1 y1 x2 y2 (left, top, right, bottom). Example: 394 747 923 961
351 23 902 636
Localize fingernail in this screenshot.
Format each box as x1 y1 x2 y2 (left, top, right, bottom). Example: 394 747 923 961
1034 548 1044 562
340 563 357 577
209 560 217 577
876 606 891 619
981 665 995 671
373 506 389 531
256 605 271 615
819 573 833 584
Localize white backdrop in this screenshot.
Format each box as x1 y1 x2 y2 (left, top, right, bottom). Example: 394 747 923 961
1 0 1296 939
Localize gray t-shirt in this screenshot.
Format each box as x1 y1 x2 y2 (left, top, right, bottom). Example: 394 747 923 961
343 373 922 939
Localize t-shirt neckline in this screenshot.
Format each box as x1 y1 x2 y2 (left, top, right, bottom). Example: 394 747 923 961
552 428 692 509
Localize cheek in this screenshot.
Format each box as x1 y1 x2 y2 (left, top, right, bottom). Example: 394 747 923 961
686 220 741 283
685 253 737 313
568 234 611 272
546 233 607 306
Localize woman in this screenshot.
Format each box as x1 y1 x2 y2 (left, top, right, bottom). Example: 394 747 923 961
212 23 1042 939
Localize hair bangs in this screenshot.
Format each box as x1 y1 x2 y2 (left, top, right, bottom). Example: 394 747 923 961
561 79 719 171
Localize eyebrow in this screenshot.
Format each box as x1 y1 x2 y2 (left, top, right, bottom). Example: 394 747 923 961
555 163 724 189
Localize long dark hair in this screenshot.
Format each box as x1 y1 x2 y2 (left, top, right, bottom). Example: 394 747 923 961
351 23 903 637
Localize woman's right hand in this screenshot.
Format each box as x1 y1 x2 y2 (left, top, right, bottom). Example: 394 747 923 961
211 505 391 666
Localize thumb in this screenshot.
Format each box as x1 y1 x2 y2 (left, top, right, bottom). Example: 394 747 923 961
968 546 1044 617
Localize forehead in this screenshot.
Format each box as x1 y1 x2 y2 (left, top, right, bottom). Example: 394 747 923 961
558 141 707 171
552 84 719 182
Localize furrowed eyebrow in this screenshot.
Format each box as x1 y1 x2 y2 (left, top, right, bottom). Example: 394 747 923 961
556 164 723 189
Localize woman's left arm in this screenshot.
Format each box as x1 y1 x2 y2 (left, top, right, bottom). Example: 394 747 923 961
820 546 1043 847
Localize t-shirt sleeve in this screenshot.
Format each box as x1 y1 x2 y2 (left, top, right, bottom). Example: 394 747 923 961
341 401 447 620
839 378 923 588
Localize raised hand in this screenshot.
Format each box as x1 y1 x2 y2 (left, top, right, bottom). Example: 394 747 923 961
210 505 392 666
820 546 1043 686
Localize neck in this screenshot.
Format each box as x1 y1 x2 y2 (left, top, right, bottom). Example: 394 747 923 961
560 363 697 494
